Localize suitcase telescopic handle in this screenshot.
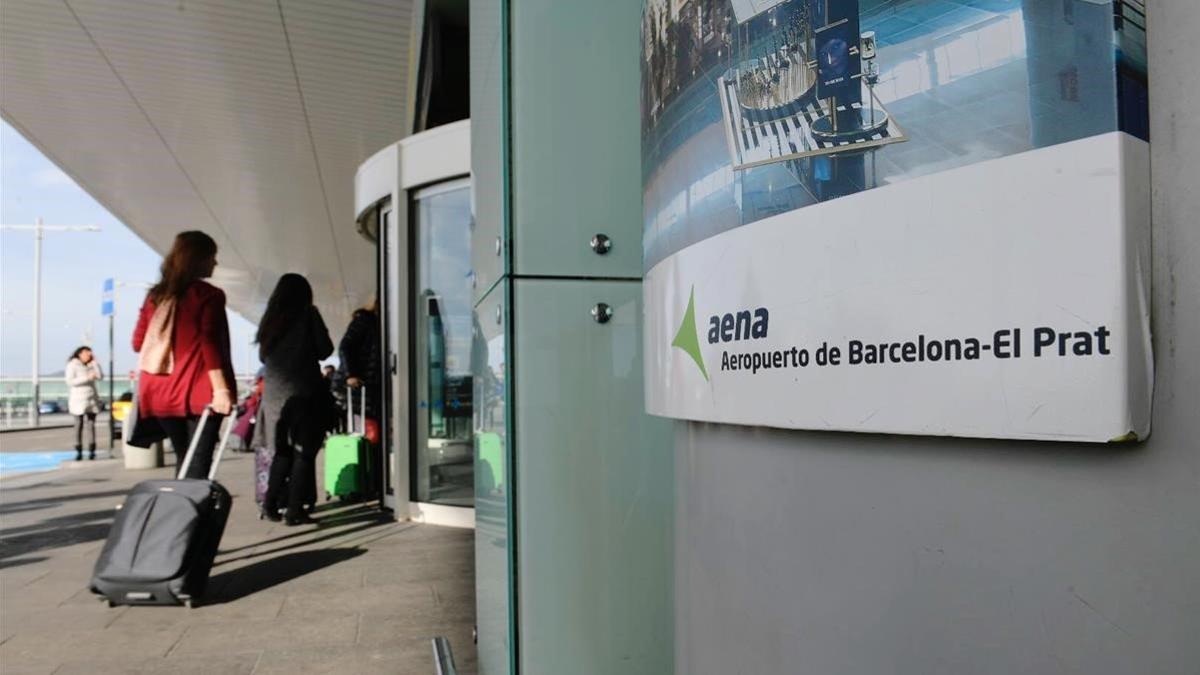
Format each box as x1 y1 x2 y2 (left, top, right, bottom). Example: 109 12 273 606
176 406 235 480
345 383 367 435
208 411 235 481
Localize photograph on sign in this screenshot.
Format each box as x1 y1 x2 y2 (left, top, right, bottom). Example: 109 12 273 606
641 0 1150 442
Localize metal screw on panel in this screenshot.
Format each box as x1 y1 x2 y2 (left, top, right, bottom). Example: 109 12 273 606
591 303 613 324
590 233 612 255
495 237 502 256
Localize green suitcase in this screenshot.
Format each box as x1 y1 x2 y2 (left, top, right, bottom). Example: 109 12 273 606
324 386 369 501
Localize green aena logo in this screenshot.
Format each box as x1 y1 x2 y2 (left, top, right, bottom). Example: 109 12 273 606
672 286 769 381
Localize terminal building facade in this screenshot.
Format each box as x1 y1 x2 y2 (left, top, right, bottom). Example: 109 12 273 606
2 1 1197 673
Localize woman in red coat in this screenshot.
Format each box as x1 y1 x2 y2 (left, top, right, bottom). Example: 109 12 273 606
132 231 237 478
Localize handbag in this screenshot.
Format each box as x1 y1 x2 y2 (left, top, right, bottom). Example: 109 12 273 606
123 373 166 448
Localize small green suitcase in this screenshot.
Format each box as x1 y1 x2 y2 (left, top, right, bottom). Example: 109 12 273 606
324 386 369 501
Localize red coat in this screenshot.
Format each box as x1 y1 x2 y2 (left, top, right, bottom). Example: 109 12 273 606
133 281 237 418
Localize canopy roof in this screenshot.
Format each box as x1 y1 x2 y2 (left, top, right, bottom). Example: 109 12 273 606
1 0 415 330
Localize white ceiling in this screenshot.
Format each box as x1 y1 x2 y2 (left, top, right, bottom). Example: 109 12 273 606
1 0 415 333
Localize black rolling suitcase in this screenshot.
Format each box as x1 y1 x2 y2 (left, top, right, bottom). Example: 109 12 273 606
90 407 234 608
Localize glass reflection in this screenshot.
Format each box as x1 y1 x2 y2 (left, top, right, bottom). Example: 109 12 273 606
414 182 474 506
473 288 510 675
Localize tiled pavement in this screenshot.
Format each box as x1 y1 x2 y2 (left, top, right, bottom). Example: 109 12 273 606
0 446 476 674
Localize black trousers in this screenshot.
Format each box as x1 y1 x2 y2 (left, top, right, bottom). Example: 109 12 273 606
264 394 330 517
264 436 319 517
74 412 97 448
159 414 225 479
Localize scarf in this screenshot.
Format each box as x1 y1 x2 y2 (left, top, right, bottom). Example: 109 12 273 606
137 298 176 375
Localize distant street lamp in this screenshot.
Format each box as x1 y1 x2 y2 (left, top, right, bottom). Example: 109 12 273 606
0 218 101 426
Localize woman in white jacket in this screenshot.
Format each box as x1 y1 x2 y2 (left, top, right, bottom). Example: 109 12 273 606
65 346 103 460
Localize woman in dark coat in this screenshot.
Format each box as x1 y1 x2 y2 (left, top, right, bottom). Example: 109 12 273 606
338 299 382 420
256 274 335 525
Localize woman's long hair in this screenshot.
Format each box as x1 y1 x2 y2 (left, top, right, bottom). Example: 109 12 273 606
148 231 218 303
256 273 314 357
69 345 93 363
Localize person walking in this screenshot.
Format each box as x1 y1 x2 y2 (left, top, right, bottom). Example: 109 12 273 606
338 298 381 421
65 346 103 461
131 231 236 478
231 373 263 452
256 274 336 525
337 299 382 494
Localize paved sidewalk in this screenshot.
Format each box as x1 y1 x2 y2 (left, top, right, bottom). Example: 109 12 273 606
0 447 476 674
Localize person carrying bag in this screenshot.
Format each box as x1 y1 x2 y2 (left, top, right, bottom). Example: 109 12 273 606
130 231 237 478
65 346 103 460
255 274 336 525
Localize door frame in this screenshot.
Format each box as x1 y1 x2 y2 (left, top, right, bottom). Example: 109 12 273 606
354 120 473 527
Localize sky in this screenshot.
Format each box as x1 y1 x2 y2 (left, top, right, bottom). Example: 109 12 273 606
1 120 261 377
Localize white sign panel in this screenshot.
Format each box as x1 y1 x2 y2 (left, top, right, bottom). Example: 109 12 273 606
641 0 1151 442
644 133 1151 441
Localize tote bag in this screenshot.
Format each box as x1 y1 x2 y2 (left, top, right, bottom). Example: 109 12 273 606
123 373 166 448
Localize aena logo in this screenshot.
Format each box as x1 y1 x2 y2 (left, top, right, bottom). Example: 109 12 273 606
707 307 769 344
671 287 709 381
671 286 769 381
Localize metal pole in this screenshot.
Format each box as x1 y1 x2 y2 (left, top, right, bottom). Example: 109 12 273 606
1 222 99 428
109 313 115 449
31 217 42 427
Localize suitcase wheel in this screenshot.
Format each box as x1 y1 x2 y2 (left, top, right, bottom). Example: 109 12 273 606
106 599 117 608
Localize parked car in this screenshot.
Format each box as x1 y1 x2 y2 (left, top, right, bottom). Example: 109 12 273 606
37 400 62 415
111 392 134 435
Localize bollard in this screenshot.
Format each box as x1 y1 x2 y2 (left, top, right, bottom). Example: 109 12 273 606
123 440 165 470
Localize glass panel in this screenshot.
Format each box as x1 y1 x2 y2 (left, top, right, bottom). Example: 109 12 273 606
470 0 508 305
380 206 395 507
510 0 644 279
473 281 511 675
513 278 673 674
471 1 514 669
414 181 475 506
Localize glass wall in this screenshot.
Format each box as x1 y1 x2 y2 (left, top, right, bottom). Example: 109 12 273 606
473 280 510 675
413 179 475 506
470 0 514 670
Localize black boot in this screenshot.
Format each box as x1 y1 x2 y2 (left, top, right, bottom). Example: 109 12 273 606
74 445 83 461
88 444 96 461
285 511 316 526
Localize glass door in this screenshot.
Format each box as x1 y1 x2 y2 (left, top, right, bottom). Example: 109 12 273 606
412 178 474 507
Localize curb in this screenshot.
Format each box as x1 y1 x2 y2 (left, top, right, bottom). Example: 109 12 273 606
60 456 121 469
0 423 77 434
